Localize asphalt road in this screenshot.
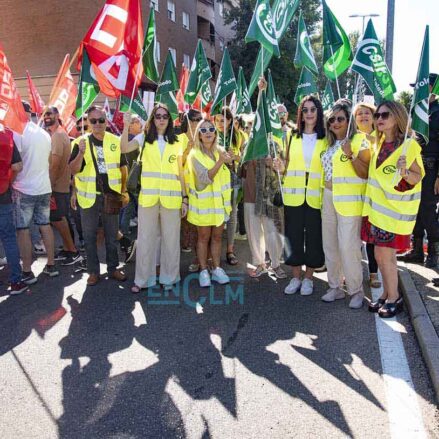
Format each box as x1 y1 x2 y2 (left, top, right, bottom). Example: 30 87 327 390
0 240 438 438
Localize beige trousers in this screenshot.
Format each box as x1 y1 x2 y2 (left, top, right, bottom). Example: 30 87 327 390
322 189 363 295
135 203 181 288
244 202 283 268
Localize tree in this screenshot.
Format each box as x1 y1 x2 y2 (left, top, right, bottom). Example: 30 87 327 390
397 90 413 112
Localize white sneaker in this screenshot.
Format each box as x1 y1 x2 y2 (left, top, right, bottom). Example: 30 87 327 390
284 278 301 295
211 267 230 284
321 287 345 302
0 257 7 266
300 278 314 296
199 269 211 288
349 292 364 309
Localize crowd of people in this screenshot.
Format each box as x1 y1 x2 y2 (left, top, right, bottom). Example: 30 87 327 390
1 72 438 320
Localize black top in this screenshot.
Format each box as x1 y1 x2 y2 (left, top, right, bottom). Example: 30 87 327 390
69 134 127 194
0 144 21 205
418 100 439 157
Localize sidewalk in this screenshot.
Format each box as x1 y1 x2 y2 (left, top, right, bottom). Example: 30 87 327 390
398 261 439 403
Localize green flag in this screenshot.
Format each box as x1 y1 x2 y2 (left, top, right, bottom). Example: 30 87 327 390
242 90 270 163
236 67 252 114
294 12 318 75
433 76 439 96
245 0 280 57
142 8 159 83
185 40 212 105
200 79 213 108
156 51 179 96
294 67 318 106
211 48 237 115
248 0 300 95
411 26 430 142
322 0 352 80
321 81 335 112
351 19 396 104
120 91 148 121
267 70 282 138
75 48 99 118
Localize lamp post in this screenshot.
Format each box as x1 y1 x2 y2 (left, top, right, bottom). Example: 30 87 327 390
348 13 380 35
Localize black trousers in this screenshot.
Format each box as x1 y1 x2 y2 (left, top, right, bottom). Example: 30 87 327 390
284 202 325 268
413 157 439 243
366 243 378 274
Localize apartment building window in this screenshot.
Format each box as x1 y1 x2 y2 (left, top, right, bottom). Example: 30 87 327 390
169 47 177 65
156 41 161 62
150 0 159 11
183 54 191 68
182 11 190 30
167 1 175 22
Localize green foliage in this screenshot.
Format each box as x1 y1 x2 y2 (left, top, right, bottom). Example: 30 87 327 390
397 90 413 113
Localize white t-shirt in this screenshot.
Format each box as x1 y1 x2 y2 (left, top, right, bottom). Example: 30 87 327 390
13 122 52 195
134 133 166 158
302 133 318 171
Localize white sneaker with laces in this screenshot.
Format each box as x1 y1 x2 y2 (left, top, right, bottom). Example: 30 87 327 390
199 269 211 287
284 278 301 295
211 267 230 284
300 278 314 296
321 287 345 302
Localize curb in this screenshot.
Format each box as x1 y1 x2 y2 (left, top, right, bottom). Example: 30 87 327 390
398 263 439 403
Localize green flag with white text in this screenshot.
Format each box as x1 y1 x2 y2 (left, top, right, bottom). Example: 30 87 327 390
294 67 318 105
200 79 213 109
411 25 430 142
142 8 159 83
120 91 148 121
211 48 237 115
156 51 179 96
236 67 252 114
75 48 99 118
351 19 396 103
242 90 270 162
294 12 318 75
185 40 212 105
267 70 282 138
321 81 335 112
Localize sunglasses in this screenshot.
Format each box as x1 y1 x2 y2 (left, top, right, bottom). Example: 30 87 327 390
190 117 202 122
328 116 347 124
199 126 216 134
302 107 317 114
373 111 391 121
76 125 89 130
155 114 169 120
89 117 106 125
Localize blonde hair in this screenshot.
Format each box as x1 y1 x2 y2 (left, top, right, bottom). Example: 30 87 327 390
375 100 410 147
325 102 357 146
193 119 220 156
353 102 376 118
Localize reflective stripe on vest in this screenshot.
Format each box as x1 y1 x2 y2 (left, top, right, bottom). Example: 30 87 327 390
331 133 369 216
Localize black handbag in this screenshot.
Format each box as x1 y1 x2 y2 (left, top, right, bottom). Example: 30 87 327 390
127 140 146 193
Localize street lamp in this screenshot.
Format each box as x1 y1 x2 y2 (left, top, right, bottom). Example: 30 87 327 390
349 13 380 34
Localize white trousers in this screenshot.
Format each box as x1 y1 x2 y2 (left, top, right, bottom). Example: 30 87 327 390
135 203 181 288
321 189 363 295
244 202 283 268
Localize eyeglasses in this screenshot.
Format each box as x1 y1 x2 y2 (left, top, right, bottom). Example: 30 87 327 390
302 107 317 114
190 117 202 122
278 111 287 117
373 111 391 121
89 117 106 125
155 114 169 120
199 126 216 134
328 116 347 124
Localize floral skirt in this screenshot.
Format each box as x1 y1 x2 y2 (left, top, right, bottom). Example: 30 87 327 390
361 217 411 251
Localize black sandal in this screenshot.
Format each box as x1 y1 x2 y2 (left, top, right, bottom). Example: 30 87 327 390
378 296 403 318
368 297 386 313
226 252 238 265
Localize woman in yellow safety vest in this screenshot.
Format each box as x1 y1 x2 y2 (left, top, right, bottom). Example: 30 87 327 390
121 104 188 293
186 119 233 287
362 100 424 318
320 102 371 309
214 107 245 266
353 102 381 289
273 95 327 296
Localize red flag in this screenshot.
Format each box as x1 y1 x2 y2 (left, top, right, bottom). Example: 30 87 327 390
176 64 189 113
78 0 143 98
26 71 45 115
48 54 78 128
0 45 28 134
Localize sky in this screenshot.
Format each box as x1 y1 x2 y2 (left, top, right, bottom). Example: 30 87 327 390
327 0 439 94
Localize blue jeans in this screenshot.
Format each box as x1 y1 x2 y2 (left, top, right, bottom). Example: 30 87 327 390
119 192 137 236
0 204 22 283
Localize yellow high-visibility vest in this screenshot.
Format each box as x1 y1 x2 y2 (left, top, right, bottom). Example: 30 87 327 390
283 135 327 209
186 148 231 227
330 133 370 216
363 138 425 235
73 133 122 209
138 136 183 209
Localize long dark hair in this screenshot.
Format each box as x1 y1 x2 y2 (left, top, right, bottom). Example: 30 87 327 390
144 103 177 144
214 106 238 147
295 96 325 139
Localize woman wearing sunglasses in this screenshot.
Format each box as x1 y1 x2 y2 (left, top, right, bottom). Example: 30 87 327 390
273 95 326 294
186 120 233 287
214 108 245 266
121 104 188 293
320 102 371 309
362 101 424 318
353 102 381 290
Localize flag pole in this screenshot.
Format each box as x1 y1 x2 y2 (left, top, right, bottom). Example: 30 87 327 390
223 98 226 151
345 74 361 138
128 50 145 112
330 46 341 99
